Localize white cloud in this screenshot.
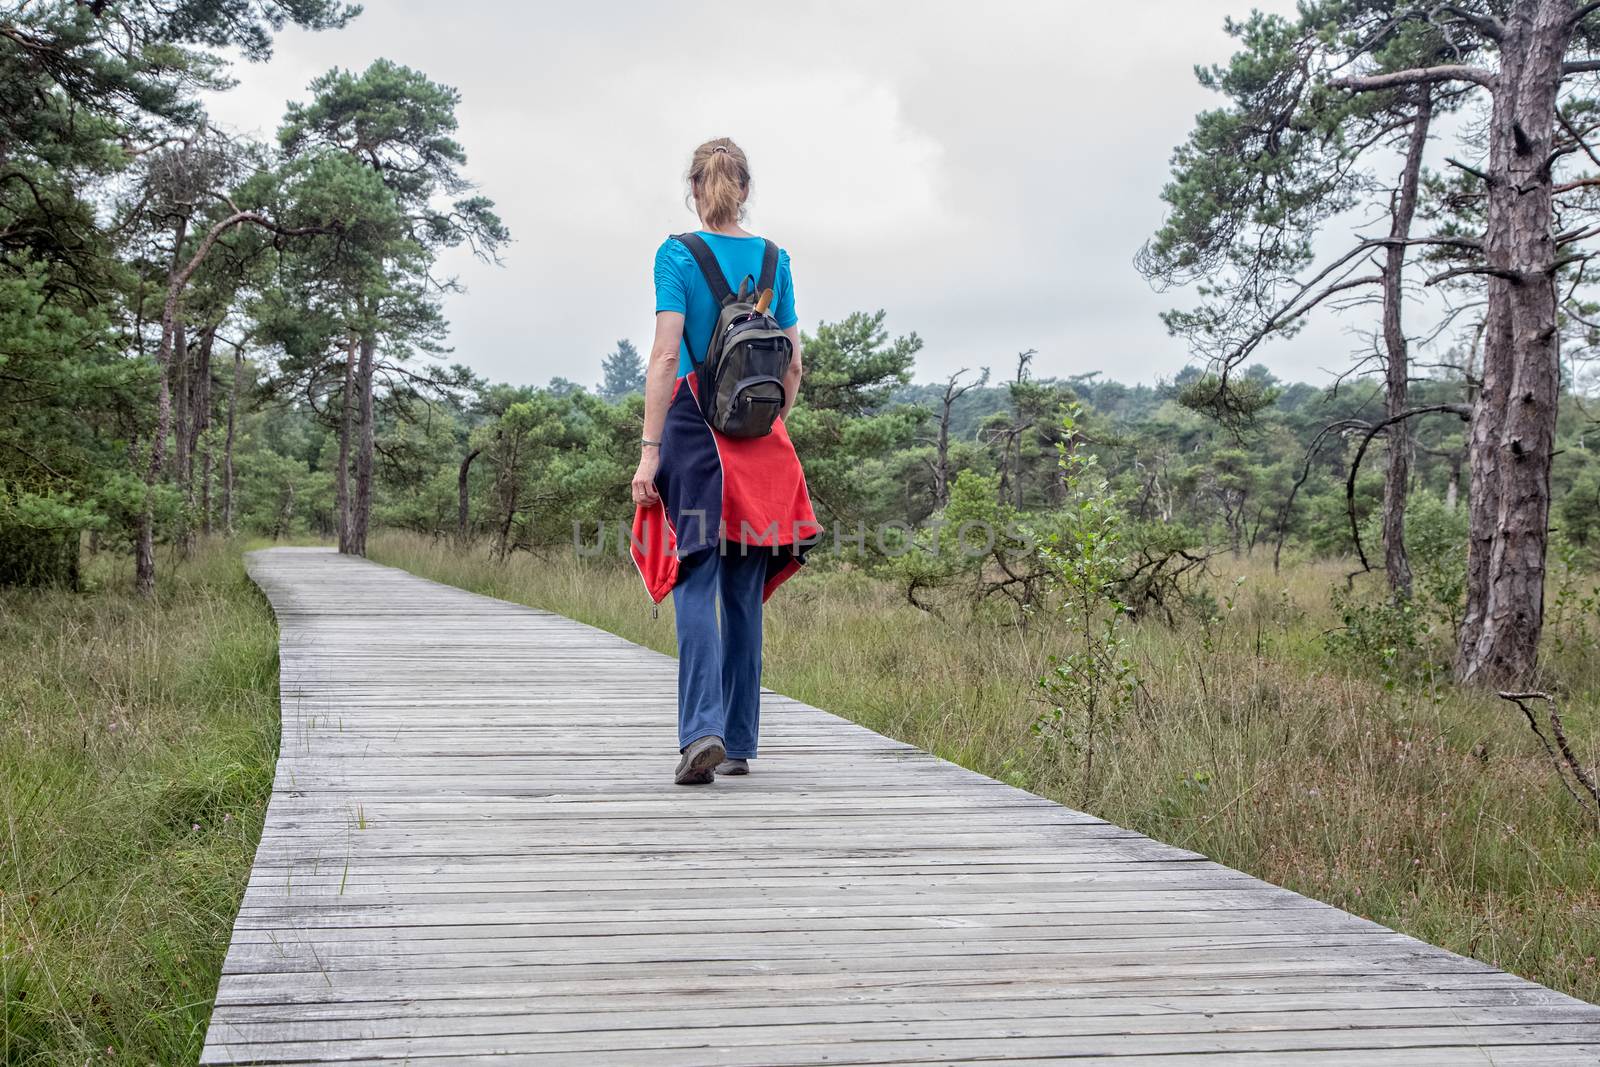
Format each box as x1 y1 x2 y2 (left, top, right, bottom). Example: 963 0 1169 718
204 0 1375 390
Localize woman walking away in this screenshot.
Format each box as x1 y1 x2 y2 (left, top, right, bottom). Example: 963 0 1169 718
630 137 819 786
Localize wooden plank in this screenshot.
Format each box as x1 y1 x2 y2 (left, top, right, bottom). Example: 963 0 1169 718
206 1001 1600 1045
200 547 1600 1064
202 1026 1600 1066
203 983 1582 1030
199 1015 1600 1062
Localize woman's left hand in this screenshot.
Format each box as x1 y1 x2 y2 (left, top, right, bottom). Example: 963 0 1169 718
631 450 661 507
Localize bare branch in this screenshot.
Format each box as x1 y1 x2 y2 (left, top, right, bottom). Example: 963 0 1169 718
1434 3 1503 40
1446 156 1494 185
1209 237 1396 374
1331 65 1495 92
1272 417 1370 574
1345 403 1472 574
1556 222 1600 245
1555 112 1600 176
1573 1 1600 29
1498 691 1600 827
1425 263 1523 286
1382 234 1484 253
1554 176 1600 195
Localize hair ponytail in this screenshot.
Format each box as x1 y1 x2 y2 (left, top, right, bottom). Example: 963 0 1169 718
688 137 750 230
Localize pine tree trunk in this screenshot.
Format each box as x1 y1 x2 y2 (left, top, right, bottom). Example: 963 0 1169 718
135 356 174 594
1011 436 1025 510
172 319 190 490
496 484 518 562
1457 0 1570 684
274 482 295 541
1380 92 1433 599
336 340 355 553
223 349 240 536
135 218 189 597
191 324 214 471
178 323 215 557
492 436 521 562
457 447 481 547
350 333 376 556
201 447 212 536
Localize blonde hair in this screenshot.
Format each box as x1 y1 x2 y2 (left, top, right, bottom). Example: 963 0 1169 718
687 137 750 230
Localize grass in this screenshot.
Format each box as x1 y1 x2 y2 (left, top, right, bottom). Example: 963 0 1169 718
1 541 280 1065
371 531 1600 1004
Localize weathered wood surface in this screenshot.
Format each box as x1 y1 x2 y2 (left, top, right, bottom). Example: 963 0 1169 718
202 547 1600 1065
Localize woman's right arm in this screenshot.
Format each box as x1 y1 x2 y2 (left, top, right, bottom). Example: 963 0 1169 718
631 311 684 506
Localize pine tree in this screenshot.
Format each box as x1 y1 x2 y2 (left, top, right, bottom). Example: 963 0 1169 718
278 59 508 556
599 339 645 400
1146 1 1600 684
0 0 356 589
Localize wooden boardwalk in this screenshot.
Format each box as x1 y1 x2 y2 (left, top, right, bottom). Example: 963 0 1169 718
202 547 1600 1065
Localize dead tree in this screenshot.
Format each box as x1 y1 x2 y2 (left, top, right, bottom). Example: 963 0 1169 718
1499 690 1600 829
921 367 988 508
457 446 482 546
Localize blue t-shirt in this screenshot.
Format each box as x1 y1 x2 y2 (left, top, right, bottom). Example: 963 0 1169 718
654 231 797 377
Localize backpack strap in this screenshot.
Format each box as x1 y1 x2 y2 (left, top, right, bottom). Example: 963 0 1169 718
757 238 779 296
670 232 734 305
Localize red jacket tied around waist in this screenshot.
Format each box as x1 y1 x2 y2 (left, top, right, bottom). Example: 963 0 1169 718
631 372 820 603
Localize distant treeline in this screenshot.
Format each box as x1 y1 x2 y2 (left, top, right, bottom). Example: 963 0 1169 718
205 319 1600 586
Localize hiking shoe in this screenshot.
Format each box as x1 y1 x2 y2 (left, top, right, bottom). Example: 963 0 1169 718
716 758 749 776
674 735 725 785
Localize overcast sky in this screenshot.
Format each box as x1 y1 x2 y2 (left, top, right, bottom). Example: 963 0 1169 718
204 0 1370 391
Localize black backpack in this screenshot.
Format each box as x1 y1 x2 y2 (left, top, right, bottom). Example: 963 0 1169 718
671 232 794 438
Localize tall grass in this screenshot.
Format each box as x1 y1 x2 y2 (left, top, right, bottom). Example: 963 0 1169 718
373 532 1600 1003
1 542 279 1064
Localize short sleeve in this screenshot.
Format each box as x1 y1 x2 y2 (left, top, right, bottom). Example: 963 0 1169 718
654 239 691 315
774 247 797 329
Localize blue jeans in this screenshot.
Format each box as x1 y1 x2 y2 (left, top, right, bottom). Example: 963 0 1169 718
673 545 767 758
